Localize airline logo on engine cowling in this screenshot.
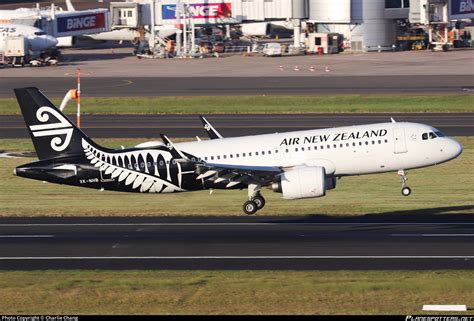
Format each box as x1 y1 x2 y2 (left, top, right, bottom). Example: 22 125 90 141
28 106 73 152
280 129 388 146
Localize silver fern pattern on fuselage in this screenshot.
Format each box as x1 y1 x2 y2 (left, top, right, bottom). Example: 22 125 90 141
82 139 185 193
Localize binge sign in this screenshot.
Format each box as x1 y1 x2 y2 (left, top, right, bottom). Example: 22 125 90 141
450 0 474 19
162 3 232 20
57 13 106 33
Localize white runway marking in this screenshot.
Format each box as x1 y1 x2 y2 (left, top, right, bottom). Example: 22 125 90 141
0 256 472 260
0 222 473 227
0 235 55 238
392 234 474 237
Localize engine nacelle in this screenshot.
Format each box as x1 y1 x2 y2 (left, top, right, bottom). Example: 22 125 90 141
272 166 327 199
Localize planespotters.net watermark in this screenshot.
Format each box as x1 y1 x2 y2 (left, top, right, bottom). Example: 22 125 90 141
407 316 474 321
2 316 79 321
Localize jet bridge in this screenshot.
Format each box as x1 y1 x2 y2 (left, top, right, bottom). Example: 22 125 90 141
36 7 110 38
109 0 308 57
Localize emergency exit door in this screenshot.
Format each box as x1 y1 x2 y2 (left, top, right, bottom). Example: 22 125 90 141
393 128 408 154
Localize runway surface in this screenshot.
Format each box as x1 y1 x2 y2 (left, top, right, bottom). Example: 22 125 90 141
0 215 473 270
2 113 473 139
1 76 473 98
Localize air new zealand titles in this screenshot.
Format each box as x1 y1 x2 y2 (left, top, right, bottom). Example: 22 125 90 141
279 129 388 146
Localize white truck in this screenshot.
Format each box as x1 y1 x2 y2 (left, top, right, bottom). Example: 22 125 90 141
262 43 282 57
4 35 28 66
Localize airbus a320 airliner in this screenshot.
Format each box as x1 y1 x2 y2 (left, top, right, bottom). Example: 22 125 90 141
14 88 463 215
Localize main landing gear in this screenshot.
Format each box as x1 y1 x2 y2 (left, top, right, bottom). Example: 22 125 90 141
398 170 412 196
243 183 266 215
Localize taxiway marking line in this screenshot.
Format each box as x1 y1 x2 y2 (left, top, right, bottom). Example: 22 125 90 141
0 223 474 227
391 234 474 237
0 256 472 260
0 235 55 238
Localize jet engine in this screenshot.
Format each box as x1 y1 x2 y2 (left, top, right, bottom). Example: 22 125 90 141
272 166 336 199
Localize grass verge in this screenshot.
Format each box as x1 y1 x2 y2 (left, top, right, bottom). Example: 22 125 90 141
0 95 473 114
1 270 473 314
0 137 472 216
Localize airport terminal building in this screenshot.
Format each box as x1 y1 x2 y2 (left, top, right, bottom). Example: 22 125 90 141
108 0 472 52
310 0 409 51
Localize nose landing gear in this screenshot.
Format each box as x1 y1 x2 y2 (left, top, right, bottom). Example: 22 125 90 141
398 170 411 196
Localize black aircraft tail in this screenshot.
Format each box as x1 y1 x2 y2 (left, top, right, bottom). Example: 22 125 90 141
14 87 101 160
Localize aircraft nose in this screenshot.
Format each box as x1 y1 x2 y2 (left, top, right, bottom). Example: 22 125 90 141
447 138 463 159
44 35 58 47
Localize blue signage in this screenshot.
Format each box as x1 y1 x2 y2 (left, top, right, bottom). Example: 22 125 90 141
57 13 106 33
450 0 474 17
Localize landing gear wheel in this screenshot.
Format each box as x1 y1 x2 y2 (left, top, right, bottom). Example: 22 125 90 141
253 196 266 210
401 186 411 196
243 201 258 215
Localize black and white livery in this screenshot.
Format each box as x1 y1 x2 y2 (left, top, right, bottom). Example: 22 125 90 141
14 87 463 215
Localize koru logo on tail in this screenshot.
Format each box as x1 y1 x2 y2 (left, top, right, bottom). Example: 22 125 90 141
29 106 73 152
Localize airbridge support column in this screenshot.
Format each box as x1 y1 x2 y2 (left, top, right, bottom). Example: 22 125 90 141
293 19 301 48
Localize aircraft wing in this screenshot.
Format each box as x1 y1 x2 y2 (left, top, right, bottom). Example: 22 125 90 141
161 134 282 187
200 116 223 139
195 162 282 187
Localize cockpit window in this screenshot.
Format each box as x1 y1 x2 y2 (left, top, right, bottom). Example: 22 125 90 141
434 131 445 137
422 132 439 140
34 31 46 36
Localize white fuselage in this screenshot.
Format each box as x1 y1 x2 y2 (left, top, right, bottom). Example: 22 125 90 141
0 24 57 53
175 122 463 177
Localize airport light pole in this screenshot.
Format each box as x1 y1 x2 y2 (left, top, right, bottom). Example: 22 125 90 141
77 68 81 128
176 0 183 56
149 0 156 56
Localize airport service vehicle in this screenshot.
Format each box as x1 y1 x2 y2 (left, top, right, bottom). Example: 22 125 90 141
0 24 57 62
14 88 463 215
263 43 282 57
